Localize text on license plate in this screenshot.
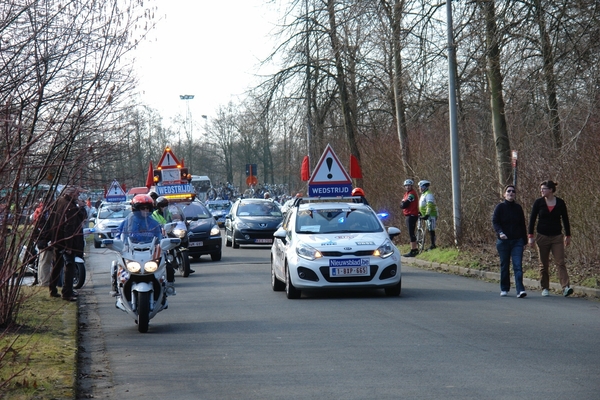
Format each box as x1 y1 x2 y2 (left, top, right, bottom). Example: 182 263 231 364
255 238 272 243
189 241 203 247
329 258 370 276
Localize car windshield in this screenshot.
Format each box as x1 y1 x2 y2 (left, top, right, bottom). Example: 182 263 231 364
182 202 212 219
236 201 281 217
295 208 382 234
98 205 131 219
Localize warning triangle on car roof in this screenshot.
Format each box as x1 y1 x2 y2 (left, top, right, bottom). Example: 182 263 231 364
106 180 126 197
157 147 180 169
308 144 352 185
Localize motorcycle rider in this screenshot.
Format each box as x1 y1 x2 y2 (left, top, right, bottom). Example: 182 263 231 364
116 194 177 295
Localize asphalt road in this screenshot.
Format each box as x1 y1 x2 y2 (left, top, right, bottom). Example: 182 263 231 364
78 237 600 399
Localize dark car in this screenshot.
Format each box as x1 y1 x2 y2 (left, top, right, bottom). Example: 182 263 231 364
205 200 232 227
224 198 283 249
182 201 222 261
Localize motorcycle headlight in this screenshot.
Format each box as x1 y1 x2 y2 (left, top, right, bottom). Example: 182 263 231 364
173 228 187 238
373 239 395 259
126 261 142 273
210 225 220 236
296 243 323 261
144 260 159 273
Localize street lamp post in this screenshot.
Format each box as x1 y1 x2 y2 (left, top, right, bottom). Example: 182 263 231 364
179 94 194 171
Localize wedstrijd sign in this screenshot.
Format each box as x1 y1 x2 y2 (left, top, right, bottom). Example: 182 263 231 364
105 180 126 202
308 144 352 197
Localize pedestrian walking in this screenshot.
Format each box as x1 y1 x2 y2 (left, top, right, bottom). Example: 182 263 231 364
492 185 528 298
528 180 573 297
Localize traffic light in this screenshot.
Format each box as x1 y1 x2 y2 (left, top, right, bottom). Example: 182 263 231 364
153 169 162 184
180 168 191 182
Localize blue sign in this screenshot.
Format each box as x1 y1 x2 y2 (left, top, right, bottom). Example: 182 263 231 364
105 195 126 202
156 184 194 195
308 183 352 197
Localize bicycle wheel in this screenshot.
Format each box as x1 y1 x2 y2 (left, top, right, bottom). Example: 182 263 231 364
416 221 426 253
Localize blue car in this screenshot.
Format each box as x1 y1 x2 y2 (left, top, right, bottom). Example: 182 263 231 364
205 200 232 227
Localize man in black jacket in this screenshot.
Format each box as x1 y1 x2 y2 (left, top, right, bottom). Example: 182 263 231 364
48 186 88 301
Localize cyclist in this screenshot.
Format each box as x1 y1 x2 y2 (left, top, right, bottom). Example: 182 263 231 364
400 179 420 257
418 180 438 250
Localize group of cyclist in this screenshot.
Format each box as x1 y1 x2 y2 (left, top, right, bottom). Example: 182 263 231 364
400 179 437 257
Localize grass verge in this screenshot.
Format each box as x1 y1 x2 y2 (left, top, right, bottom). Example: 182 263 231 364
0 286 77 399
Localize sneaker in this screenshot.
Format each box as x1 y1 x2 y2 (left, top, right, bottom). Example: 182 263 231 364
403 250 417 257
500 291 507 297
517 291 527 298
428 245 437 251
563 287 574 297
62 296 78 302
50 291 61 298
542 289 549 297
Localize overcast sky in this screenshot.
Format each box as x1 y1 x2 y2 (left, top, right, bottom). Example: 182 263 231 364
132 0 280 126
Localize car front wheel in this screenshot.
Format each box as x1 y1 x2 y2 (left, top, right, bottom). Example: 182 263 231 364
271 258 284 292
384 279 402 297
285 263 300 299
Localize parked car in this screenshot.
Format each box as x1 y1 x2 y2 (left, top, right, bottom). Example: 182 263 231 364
93 202 132 248
270 198 402 299
205 200 232 227
224 198 283 248
182 201 222 261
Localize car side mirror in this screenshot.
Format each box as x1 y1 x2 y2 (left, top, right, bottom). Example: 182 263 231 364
387 226 401 239
273 227 287 244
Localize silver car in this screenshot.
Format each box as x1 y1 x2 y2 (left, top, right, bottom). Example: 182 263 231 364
93 202 132 248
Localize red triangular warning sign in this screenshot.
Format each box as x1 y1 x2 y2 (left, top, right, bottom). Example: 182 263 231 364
308 144 352 185
157 147 180 169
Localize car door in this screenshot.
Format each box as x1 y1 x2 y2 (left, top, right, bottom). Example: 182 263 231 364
224 200 238 237
272 209 293 279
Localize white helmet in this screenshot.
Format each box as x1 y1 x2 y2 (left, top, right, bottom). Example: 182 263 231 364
418 180 430 188
403 179 414 186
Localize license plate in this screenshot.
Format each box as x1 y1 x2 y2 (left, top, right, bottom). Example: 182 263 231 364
329 258 370 277
255 238 272 244
189 241 203 247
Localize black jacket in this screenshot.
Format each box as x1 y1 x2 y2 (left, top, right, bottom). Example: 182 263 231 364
528 196 571 237
492 200 527 241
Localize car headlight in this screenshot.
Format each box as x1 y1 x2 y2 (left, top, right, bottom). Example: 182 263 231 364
96 221 108 230
144 261 159 273
210 225 220 236
173 228 187 238
236 221 250 230
373 239 395 259
296 242 323 261
126 261 142 273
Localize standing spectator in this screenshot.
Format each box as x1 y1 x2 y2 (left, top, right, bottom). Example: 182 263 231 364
528 180 573 297
418 180 438 250
492 185 528 298
33 200 53 286
48 186 88 301
400 179 420 257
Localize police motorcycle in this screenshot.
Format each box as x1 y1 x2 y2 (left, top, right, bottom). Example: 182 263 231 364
104 195 180 333
161 202 191 277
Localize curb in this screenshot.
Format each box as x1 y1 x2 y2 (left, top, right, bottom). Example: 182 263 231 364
401 257 600 299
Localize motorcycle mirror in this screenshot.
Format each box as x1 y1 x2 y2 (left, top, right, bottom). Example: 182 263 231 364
163 222 177 234
102 238 124 252
160 237 181 252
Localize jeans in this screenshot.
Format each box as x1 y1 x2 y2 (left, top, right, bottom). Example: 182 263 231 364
496 238 525 293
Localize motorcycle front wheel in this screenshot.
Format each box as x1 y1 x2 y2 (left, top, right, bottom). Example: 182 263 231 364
73 262 86 289
177 249 191 277
137 291 150 333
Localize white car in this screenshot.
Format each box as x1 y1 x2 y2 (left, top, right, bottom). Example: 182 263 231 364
93 202 132 248
271 198 402 299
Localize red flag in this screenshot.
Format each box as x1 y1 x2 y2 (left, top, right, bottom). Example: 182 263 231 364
145 161 154 188
350 154 362 178
301 156 310 181
180 158 185 167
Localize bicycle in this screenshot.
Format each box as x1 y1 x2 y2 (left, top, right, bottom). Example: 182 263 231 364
415 216 427 254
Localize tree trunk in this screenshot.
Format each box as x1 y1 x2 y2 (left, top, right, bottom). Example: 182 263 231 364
481 0 512 187
533 0 561 149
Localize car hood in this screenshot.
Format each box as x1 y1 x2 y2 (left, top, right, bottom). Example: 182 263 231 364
298 232 387 250
96 218 124 227
188 218 215 232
